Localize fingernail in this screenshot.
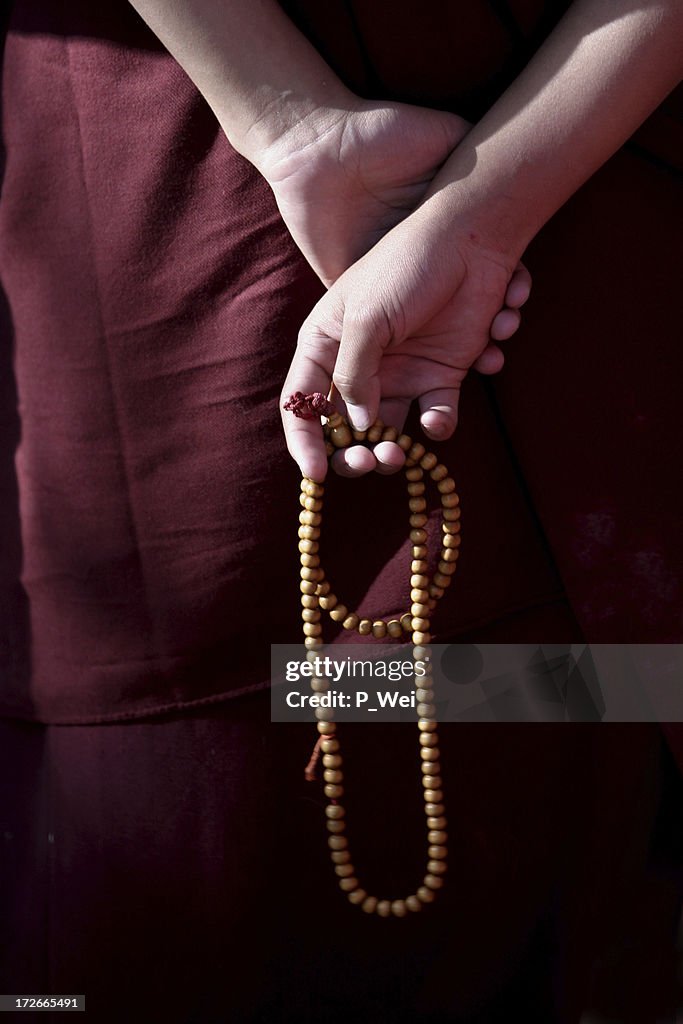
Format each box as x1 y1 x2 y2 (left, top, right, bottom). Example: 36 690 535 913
346 403 371 432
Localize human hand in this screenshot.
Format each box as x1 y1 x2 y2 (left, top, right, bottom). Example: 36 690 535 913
281 191 525 481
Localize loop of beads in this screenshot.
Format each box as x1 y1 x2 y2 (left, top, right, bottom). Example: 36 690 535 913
299 413 460 918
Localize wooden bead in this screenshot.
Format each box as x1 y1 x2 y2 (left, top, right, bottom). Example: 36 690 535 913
335 863 355 878
326 820 345 833
412 544 428 559
317 721 335 735
329 604 348 622
410 528 428 544
426 805 445 818
387 619 403 638
438 560 457 575
428 859 448 875
416 694 434 707
300 554 320 569
429 463 448 481
405 467 423 481
407 443 426 462
419 733 438 748
434 573 451 589
427 816 447 829
409 513 428 529
418 721 437 734
343 614 360 631
428 584 444 599
437 477 456 494
303 495 323 511
302 608 321 623
411 603 430 618
420 747 440 762
413 631 431 645
321 738 339 753
304 637 323 649
319 594 338 611
339 877 359 892
326 804 345 820
303 622 322 637
351 428 367 442
376 900 391 917
325 784 344 799
406 895 422 913
427 844 447 860
419 452 438 470
301 595 318 609
298 539 319 556
328 835 348 850
316 581 331 595
422 761 441 776
391 900 408 918
400 613 413 632
362 896 378 914
367 419 384 442
443 507 461 521
428 830 447 843
413 645 431 660
300 580 317 595
412 617 430 632
324 769 343 783
441 548 458 563
381 425 398 442
442 520 461 534
300 510 322 526
411 559 429 573
322 754 342 769
417 886 436 904
298 525 320 540
424 790 443 803
372 620 387 639
302 479 324 497
409 497 427 513
314 706 330 720
300 566 321 581
410 588 428 603
410 573 429 589
407 481 426 496
422 774 442 787
358 618 372 636
443 532 461 548
424 874 445 890
330 424 352 448
310 678 329 692
348 888 367 905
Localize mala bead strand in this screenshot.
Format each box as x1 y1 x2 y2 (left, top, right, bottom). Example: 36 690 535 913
290 398 460 918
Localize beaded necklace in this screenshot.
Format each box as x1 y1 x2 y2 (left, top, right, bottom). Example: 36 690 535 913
287 393 461 918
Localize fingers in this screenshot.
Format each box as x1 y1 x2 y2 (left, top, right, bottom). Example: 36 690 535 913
281 328 338 482
472 344 505 375
505 263 532 309
490 307 521 342
418 388 460 442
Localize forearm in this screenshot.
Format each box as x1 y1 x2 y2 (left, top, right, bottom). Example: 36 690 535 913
426 0 683 258
127 0 355 165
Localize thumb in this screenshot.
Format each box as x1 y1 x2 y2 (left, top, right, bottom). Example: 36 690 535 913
332 307 391 431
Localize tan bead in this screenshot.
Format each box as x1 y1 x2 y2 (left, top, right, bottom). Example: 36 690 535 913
424 790 443 803
443 506 461 520
442 520 461 535
419 733 438 748
410 528 428 544
302 608 321 623
298 539 319 555
299 524 320 540
328 835 348 850
324 768 343 783
428 830 447 844
387 619 403 638
412 544 428 559
437 477 456 494
304 637 323 649
433 573 451 589
438 560 456 576
317 721 335 735
406 895 422 913
391 900 408 918
300 580 317 595
425 805 445 818
326 820 345 833
410 588 429 603
407 481 426 496
422 774 441 787
322 754 342 769
335 863 355 878
411 559 429 573
428 584 444 599
397 433 413 451
319 594 338 611
423 762 442 777
410 574 429 589
300 509 321 526
417 886 436 904
417 702 436 717
348 888 367 905
316 580 331 595
310 678 329 692
303 479 324 498
408 443 426 462
416 688 434 703
429 463 448 481
418 721 437 734
367 419 384 442
405 466 423 481
441 548 458 563
412 618 430 632
303 622 322 637
321 738 339 753
300 553 320 568
330 424 352 448
424 874 445 890
343 614 360 631
381 425 398 443
419 452 438 471
314 706 330 721
362 896 378 914
420 747 440 762
372 620 387 639
376 900 391 917
326 784 344 800
400 613 413 633
413 644 431 660
428 859 448 875
331 849 351 864
339 877 359 892
411 603 430 618
358 618 372 636
303 495 323 512
351 428 367 442
409 497 427 514
428 816 447 829
413 631 431 645
300 566 321 582
325 804 345 820
301 595 318 609
329 604 348 622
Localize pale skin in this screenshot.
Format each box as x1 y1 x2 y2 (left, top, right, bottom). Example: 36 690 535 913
129 0 683 481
